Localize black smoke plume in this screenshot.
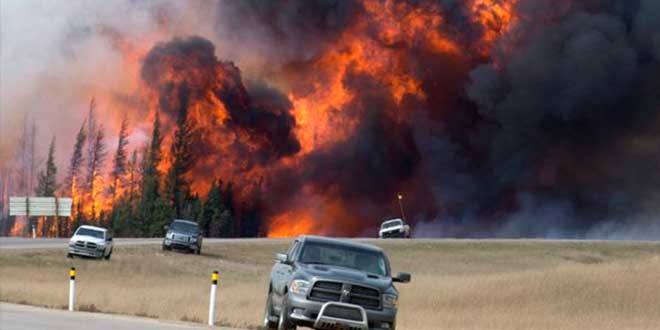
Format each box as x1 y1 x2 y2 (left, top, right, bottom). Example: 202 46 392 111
141 36 300 165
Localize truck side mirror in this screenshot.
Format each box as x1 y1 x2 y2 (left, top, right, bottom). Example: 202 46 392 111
276 253 289 264
106 237 113 242
393 272 411 283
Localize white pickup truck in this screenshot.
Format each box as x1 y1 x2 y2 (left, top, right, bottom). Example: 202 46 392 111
67 225 113 260
379 218 411 238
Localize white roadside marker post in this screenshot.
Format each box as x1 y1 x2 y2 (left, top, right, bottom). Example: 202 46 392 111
208 270 219 326
68 267 76 311
32 225 36 239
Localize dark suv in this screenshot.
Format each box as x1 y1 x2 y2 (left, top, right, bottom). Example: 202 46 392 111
264 236 411 330
162 219 203 254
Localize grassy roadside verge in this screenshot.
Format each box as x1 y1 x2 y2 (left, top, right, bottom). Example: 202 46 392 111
1 240 660 330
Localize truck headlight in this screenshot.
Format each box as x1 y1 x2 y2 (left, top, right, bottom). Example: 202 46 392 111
290 280 311 296
383 294 398 308
191 236 197 242
97 244 106 250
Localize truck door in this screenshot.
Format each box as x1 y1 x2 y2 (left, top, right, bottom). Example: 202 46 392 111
273 240 300 305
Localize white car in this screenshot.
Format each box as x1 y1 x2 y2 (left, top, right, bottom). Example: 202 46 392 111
379 218 411 238
68 225 113 259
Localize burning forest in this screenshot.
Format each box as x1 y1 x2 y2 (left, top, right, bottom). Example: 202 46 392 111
1 0 660 239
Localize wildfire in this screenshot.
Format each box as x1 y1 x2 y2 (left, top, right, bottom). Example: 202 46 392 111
6 0 521 238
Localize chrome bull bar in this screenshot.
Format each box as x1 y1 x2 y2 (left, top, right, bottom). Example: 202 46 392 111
313 302 369 330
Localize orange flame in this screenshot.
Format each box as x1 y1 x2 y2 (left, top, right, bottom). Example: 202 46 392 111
267 210 319 238
470 0 518 56
9 218 26 236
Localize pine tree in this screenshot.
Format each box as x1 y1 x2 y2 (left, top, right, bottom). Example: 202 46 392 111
199 181 220 237
34 137 58 237
109 115 129 203
126 150 140 206
136 111 172 236
65 122 86 194
223 181 235 237
199 180 233 238
86 124 107 223
108 148 141 237
35 137 58 197
107 116 130 232
82 98 108 223
182 194 202 222
64 121 87 236
241 180 264 237
84 99 98 191
165 85 195 218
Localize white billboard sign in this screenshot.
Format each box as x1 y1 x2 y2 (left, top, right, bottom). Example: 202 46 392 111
9 197 73 217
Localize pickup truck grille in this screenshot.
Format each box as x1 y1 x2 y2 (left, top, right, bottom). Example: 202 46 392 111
310 281 381 310
74 241 98 249
173 234 190 242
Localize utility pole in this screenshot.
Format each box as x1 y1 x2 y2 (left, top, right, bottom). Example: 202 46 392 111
397 193 407 222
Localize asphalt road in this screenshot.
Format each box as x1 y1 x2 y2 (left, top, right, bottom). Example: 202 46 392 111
0 237 160 250
3 236 656 251
0 303 239 330
0 237 289 250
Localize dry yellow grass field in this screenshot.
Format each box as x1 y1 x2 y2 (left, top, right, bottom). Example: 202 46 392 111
1 239 660 330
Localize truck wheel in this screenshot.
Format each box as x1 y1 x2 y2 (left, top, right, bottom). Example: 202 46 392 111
196 245 202 255
263 292 277 329
104 248 112 260
67 253 74 259
277 296 295 330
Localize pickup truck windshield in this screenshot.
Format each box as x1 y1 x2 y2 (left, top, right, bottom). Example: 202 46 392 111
170 221 198 233
382 220 402 229
299 242 389 276
75 228 104 239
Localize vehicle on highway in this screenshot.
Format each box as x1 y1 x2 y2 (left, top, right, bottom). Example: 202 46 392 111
264 235 411 330
378 218 411 239
162 219 203 254
67 225 113 260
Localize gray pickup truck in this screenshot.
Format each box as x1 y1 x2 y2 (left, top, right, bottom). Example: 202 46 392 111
264 236 411 330
162 219 203 254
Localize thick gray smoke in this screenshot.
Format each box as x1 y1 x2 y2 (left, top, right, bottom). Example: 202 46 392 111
459 0 660 239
